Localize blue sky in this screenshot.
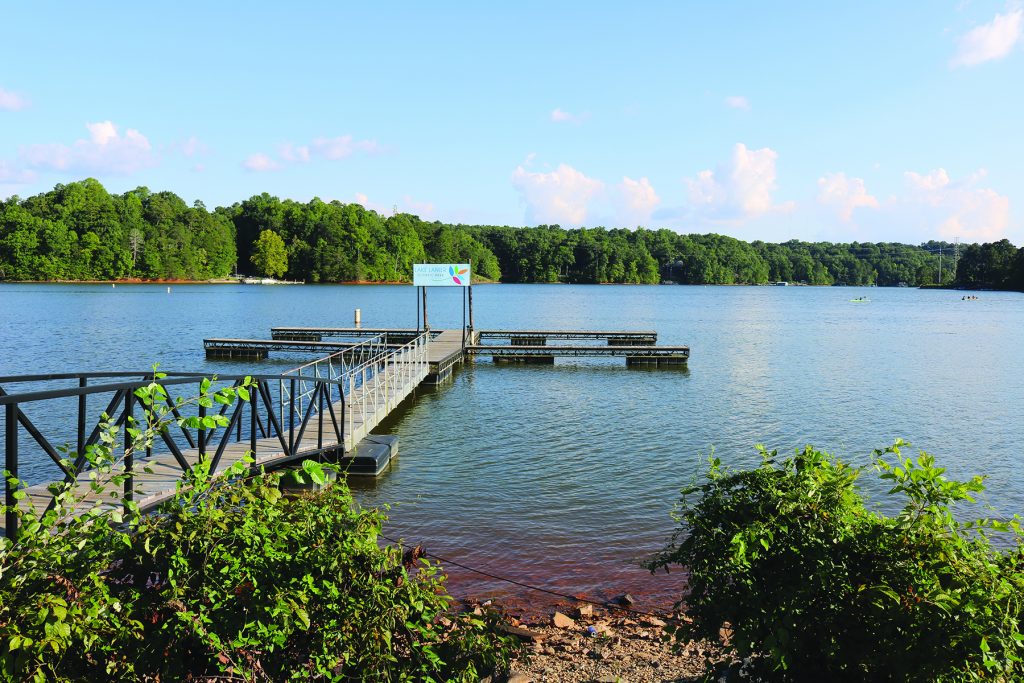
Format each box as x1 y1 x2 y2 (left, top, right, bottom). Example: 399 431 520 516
1 1 1022 244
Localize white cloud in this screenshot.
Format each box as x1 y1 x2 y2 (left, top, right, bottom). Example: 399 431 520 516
0 160 36 184
311 135 379 160
512 163 605 226
180 136 209 158
550 108 589 124
279 143 310 163
903 167 1010 240
951 8 1023 66
724 95 750 110
0 87 28 111
250 134 380 169
817 172 879 220
615 176 660 225
683 143 794 221
19 121 155 175
243 153 280 172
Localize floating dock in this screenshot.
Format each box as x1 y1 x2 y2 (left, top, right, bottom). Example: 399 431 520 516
477 329 657 346
3 325 693 537
272 327 421 344
204 337 406 359
467 343 689 365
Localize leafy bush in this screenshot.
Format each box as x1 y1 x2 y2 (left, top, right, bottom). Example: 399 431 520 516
648 441 1024 681
2 379 518 681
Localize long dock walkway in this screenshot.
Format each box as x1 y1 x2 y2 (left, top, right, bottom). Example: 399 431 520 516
425 329 476 382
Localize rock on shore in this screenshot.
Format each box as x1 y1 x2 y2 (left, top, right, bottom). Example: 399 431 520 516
489 605 718 683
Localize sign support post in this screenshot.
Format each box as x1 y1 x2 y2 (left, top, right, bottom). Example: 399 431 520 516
421 286 429 331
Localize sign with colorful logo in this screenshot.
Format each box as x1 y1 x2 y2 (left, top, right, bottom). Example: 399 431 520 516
413 263 471 287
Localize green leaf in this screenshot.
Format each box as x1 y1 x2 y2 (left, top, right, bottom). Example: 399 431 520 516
303 460 328 487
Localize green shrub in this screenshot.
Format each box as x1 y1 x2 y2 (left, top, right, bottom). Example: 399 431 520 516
647 441 1024 681
2 379 518 681
2 462 518 682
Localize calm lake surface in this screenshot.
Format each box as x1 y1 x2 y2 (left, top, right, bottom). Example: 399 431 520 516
2 283 1023 608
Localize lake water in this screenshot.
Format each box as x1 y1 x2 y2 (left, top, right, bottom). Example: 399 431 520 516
2 283 1023 610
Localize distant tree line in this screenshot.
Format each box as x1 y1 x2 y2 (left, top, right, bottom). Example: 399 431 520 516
1 179 1021 290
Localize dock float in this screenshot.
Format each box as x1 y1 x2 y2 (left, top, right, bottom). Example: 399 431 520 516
272 327 421 344
477 329 657 346
204 337 406 359
467 344 689 366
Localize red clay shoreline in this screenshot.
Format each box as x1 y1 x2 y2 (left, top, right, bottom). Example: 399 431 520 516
0 278 514 285
2 278 410 285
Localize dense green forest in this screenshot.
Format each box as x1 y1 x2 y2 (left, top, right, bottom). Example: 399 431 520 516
1 179 1022 290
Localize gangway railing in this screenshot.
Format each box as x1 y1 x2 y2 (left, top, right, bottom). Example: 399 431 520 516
339 333 429 441
2 334 433 540
280 333 389 420
0 371 345 540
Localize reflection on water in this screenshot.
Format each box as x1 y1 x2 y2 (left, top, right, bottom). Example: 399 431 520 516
1 283 1023 609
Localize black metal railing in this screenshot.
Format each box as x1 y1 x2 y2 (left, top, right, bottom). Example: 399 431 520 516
0 371 346 539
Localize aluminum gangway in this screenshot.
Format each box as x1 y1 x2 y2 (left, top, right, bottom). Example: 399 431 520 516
1 333 430 538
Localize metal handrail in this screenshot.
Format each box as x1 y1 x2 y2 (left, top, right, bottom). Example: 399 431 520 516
347 333 429 441
280 334 388 417
1 372 344 540
1 335 433 540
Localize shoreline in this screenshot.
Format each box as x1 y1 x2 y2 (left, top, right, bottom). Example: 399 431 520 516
467 597 716 682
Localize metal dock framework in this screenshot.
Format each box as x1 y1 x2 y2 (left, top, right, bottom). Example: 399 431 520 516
1 334 429 538
3 325 689 538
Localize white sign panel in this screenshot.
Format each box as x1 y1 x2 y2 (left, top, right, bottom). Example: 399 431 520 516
413 263 471 287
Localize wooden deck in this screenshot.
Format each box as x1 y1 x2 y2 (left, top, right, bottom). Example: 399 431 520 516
425 329 474 383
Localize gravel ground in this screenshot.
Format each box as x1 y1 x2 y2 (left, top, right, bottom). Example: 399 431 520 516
483 605 722 683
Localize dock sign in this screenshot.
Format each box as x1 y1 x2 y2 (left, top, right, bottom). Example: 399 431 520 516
413 263 471 287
